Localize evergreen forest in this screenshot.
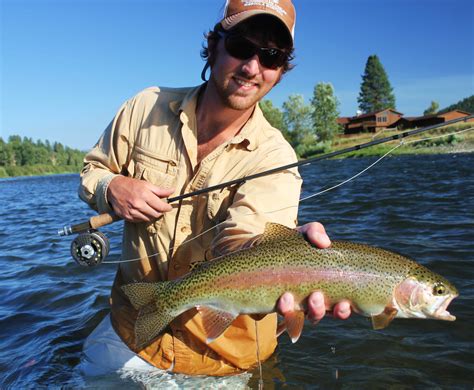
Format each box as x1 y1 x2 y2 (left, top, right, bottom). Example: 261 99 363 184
0 136 86 177
440 95 474 114
2 56 472 178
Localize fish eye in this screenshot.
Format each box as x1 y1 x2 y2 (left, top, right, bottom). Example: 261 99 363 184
433 283 446 296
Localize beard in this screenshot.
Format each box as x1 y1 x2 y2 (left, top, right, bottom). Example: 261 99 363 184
209 68 278 111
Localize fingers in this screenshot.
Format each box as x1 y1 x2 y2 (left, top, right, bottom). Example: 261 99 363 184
296 222 331 249
107 176 174 223
307 294 351 322
278 291 351 324
143 183 174 214
332 300 351 320
307 291 326 323
148 184 175 199
277 292 294 315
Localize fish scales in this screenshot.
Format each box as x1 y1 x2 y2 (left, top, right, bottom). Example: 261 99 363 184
174 241 404 311
122 223 458 349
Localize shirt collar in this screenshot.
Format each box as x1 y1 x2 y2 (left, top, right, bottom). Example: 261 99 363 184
169 84 265 152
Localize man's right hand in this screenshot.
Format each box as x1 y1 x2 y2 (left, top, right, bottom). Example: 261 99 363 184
107 176 174 223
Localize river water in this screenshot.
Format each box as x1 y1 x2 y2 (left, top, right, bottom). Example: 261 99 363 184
0 154 473 389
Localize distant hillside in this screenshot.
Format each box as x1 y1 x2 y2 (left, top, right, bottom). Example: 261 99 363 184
440 95 474 114
0 135 86 177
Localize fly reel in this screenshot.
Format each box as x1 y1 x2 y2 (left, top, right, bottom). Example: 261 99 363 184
70 229 110 267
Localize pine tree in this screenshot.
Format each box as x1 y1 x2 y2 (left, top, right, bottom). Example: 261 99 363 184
357 55 396 113
311 82 341 142
439 95 474 114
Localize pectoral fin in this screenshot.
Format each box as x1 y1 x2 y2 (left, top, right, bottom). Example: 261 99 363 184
196 305 238 343
371 307 398 330
283 310 305 343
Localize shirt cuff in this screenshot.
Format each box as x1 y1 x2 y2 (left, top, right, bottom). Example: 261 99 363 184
96 173 120 214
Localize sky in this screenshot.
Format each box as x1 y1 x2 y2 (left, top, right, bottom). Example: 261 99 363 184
1 0 473 151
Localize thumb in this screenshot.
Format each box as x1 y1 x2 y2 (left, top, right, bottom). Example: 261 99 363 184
148 185 175 199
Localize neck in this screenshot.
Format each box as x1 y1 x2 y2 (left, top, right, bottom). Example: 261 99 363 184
196 82 255 147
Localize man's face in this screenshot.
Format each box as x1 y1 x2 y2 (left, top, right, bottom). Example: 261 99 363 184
209 33 284 111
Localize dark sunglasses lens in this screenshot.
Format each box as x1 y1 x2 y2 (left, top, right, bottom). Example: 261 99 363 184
259 48 286 69
225 36 255 60
224 36 286 69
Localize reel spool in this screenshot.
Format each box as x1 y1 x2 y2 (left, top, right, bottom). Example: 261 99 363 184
70 229 110 267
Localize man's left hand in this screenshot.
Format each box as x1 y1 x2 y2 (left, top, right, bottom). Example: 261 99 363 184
277 222 351 322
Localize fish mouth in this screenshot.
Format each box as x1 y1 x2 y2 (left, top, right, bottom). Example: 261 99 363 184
432 294 457 321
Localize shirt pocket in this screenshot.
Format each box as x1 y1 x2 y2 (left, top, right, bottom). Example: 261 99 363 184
132 145 178 233
207 186 238 224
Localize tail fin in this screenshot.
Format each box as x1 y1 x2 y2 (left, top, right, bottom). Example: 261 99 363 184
121 281 175 349
122 282 172 309
134 302 175 349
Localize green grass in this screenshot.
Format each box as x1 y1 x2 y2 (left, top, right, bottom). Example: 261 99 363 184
0 164 81 178
318 122 474 159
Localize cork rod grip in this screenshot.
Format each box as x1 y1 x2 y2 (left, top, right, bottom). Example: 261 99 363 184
89 212 121 229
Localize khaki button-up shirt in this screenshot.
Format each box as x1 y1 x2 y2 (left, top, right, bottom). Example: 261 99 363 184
79 85 302 375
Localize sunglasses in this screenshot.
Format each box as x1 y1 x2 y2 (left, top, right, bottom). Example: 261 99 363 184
221 33 289 70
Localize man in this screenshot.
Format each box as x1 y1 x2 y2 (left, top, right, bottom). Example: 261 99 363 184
79 0 351 376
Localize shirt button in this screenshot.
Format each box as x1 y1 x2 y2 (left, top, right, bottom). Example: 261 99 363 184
174 263 180 270
181 226 190 233
212 193 219 200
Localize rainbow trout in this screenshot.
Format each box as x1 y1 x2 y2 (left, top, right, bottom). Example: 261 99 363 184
122 223 458 349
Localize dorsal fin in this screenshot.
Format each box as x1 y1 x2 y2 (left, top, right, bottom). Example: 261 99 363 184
258 223 303 245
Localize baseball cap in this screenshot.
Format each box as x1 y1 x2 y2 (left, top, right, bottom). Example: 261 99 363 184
220 0 296 44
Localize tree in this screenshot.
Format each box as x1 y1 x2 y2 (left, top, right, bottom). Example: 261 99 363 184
423 101 439 116
0 138 13 166
439 95 474 114
282 94 314 157
259 99 294 145
311 82 341 142
8 135 22 166
0 135 86 176
357 55 396 113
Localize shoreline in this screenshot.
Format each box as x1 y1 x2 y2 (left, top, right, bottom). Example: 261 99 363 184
2 148 472 179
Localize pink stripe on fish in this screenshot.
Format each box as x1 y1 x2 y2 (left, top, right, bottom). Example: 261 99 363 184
213 266 384 290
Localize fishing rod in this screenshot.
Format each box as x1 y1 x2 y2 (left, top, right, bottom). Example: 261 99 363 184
59 114 474 266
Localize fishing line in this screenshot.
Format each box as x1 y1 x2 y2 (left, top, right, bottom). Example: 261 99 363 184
403 126 473 145
254 320 264 390
100 126 473 265
103 142 401 264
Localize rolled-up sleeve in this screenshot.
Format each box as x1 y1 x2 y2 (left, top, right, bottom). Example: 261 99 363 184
79 99 135 214
211 145 302 256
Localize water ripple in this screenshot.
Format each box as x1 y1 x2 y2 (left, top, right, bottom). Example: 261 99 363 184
1 156 473 388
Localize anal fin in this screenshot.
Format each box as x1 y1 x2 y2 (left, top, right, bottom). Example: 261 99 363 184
284 310 305 343
371 307 398 330
196 305 238 343
135 303 172 350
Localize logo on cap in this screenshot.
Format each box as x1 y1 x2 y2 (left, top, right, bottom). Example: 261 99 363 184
240 1 288 16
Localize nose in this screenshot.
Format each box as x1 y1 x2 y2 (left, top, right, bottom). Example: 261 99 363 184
241 54 261 76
